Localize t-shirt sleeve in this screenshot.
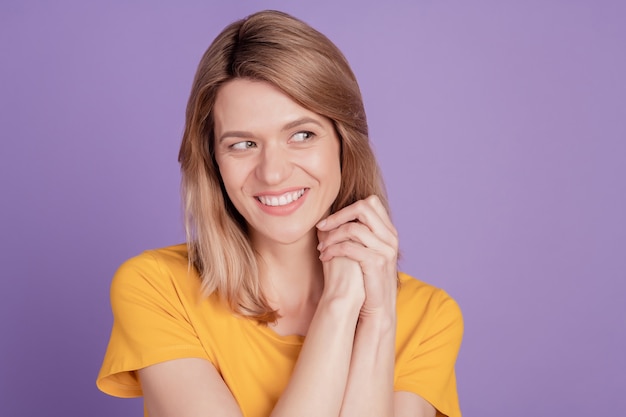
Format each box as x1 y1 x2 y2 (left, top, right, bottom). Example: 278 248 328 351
395 289 464 417
96 252 210 398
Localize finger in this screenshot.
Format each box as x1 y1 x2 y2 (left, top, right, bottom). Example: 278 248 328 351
319 215 395 256
363 195 396 236
319 240 397 273
316 199 372 230
316 228 329 244
317 221 386 253
317 197 397 244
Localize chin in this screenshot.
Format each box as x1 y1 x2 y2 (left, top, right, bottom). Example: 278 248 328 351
255 224 316 246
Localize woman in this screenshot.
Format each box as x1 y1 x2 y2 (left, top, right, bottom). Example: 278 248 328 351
97 10 463 417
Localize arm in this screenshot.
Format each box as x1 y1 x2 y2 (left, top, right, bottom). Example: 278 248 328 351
340 314 397 417
139 359 243 417
270 256 363 417
139 305 436 417
318 195 436 417
339 317 436 417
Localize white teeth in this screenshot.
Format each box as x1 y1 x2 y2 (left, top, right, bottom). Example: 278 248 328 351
258 189 305 207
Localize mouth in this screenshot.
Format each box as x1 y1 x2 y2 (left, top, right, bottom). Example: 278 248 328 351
255 188 307 207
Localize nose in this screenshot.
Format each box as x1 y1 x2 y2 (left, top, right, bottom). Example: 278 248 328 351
255 144 292 185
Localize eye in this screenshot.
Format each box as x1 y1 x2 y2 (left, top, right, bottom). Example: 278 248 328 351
230 140 256 150
291 131 315 142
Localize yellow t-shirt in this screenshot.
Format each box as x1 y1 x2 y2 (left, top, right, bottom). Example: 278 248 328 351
97 244 463 417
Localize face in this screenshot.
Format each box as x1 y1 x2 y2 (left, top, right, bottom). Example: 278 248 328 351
213 78 342 247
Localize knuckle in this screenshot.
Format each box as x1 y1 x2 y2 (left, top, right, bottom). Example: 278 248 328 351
354 199 368 211
373 254 387 269
343 241 358 251
366 194 380 205
367 195 384 210
345 222 360 236
385 247 398 261
331 241 342 251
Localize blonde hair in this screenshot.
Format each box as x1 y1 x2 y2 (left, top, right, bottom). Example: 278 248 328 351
178 10 388 323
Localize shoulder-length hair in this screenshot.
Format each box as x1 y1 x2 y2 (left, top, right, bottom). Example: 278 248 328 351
179 10 388 323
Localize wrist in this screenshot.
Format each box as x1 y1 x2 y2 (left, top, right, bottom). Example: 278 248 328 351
317 292 363 320
357 311 396 334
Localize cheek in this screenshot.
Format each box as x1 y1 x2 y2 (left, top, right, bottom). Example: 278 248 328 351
305 147 341 180
318 146 342 195
216 164 248 216
220 167 241 194
215 157 237 193
216 158 256 202
327 143 342 178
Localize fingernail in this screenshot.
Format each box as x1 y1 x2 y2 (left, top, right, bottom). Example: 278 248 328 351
317 242 324 251
316 219 327 228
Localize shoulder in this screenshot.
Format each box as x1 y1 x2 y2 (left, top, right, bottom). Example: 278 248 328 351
396 272 463 341
98 245 214 397
394 273 464 417
113 243 191 281
110 244 202 308
115 243 190 275
397 272 461 310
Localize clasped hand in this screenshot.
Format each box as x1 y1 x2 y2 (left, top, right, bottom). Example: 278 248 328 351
316 195 399 319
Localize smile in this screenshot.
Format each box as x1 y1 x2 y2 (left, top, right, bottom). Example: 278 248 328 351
256 189 306 207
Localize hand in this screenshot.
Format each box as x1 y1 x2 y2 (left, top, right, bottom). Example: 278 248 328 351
316 195 399 319
317 249 366 309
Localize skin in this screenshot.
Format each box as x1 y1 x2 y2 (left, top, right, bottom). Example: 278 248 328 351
138 79 436 417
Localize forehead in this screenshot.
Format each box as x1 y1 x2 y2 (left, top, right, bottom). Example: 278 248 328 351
213 79 329 134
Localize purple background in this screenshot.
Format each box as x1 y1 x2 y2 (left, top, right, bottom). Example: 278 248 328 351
1 1 624 416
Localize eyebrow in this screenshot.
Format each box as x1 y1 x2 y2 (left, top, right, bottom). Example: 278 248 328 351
281 117 324 132
218 117 325 143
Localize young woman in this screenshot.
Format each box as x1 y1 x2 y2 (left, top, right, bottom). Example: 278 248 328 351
97 10 463 417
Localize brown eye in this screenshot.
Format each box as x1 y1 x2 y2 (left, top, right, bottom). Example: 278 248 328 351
231 140 256 150
292 131 315 142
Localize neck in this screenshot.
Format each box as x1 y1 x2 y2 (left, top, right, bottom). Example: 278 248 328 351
252 230 323 311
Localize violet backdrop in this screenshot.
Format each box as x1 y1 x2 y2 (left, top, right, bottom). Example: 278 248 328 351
1 1 624 416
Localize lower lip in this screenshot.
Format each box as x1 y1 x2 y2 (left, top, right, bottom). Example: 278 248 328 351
255 189 308 216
